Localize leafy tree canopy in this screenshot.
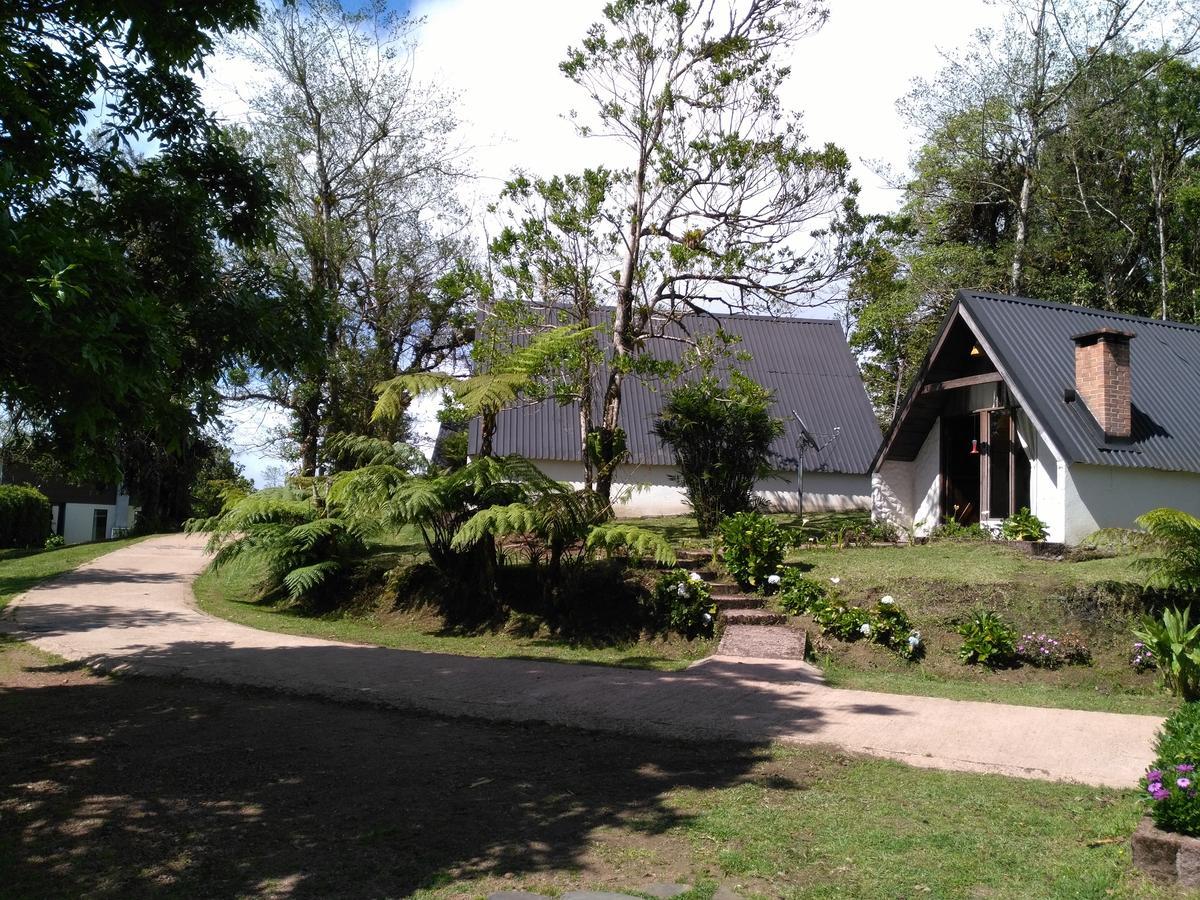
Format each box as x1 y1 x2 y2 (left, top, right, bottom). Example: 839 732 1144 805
1 0 320 479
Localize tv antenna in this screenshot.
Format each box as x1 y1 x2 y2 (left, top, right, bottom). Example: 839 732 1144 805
792 412 841 516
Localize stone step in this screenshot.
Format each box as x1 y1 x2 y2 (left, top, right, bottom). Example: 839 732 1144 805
720 608 787 626
712 594 765 610
717 624 807 660
703 579 740 591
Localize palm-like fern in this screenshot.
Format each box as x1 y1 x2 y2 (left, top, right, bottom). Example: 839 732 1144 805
373 324 597 455
187 486 368 603
1136 508 1200 594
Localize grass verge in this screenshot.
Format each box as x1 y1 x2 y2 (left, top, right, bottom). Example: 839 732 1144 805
193 555 714 671
0 536 150 612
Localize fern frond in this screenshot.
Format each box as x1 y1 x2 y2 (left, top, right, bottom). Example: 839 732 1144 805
373 372 454 422
586 524 677 565
326 432 425 471
451 503 540 550
282 560 343 600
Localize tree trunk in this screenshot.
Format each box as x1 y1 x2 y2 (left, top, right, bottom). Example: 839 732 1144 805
579 373 595 491
1151 162 1170 320
1010 152 1037 295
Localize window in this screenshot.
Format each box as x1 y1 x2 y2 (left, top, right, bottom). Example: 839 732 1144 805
981 411 1031 520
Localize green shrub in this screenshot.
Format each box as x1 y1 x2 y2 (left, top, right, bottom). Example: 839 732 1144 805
650 570 716 640
1134 606 1200 701
1001 507 1049 541
778 569 829 615
872 596 913 645
719 511 790 592
958 609 1017 667
815 603 873 641
0 485 52 548
652 374 784 536
43 534 65 551
1143 704 1200 836
931 520 991 542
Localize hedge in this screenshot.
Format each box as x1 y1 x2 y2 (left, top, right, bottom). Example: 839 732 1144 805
0 485 52 548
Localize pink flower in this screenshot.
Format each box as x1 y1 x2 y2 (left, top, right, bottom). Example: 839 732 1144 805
1179 778 1192 789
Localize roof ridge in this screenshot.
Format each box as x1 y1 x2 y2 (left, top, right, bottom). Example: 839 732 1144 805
961 290 1200 334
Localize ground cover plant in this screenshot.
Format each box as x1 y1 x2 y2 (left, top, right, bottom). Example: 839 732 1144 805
1143 703 1200 837
0 636 1178 899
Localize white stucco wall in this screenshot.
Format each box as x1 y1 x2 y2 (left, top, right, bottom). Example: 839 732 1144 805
1063 464 1200 544
912 419 941 533
872 418 940 537
535 460 871 518
61 503 117 545
1016 411 1066 543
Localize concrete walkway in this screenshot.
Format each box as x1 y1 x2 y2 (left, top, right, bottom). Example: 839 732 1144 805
2 535 1162 788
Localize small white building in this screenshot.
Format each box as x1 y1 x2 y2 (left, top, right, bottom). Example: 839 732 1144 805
473 311 883 517
0 462 136 545
872 291 1200 544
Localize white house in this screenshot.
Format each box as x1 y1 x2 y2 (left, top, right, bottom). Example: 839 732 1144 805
872 290 1200 544
0 462 136 545
472 310 883 517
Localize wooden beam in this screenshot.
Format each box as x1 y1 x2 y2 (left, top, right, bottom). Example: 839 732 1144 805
921 371 1004 395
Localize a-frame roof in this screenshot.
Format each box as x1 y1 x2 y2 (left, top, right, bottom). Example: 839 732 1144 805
875 290 1200 475
472 309 883 476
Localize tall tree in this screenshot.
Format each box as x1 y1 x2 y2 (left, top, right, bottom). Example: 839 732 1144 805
506 0 857 502
228 0 474 476
0 0 318 480
906 0 1198 293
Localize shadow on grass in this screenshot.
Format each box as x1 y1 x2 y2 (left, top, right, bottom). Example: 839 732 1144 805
0 640 851 898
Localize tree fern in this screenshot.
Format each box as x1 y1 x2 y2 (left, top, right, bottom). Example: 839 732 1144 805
372 325 597 426
1137 508 1200 594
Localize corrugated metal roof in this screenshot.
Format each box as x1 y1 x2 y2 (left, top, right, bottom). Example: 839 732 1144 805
471 310 882 475
877 290 1200 474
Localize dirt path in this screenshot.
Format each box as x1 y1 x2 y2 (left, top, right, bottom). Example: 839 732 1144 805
2 535 1162 787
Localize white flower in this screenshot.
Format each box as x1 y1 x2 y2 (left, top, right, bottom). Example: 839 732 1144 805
688 571 703 583
859 623 872 636
907 631 922 647
880 595 895 605
802 517 810 526
767 574 781 585
830 577 841 585
676 583 688 597
702 612 713 623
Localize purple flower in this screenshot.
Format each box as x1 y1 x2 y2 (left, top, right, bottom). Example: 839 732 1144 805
1148 781 1165 795
1178 764 1195 773
1148 770 1165 783
1180 778 1193 789
1152 788 1171 801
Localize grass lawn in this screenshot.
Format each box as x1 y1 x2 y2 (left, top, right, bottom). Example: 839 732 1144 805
194 553 714 671
788 541 1173 716
0 636 1179 899
0 536 150 613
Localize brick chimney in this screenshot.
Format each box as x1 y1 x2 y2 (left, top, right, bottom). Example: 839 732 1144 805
1072 327 1135 439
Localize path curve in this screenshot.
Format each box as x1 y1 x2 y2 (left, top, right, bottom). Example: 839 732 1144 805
2 535 1161 787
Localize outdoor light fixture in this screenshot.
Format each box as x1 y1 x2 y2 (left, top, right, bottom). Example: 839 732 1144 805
970 439 980 455
969 345 982 357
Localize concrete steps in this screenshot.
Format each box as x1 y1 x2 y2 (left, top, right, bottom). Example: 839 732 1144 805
677 559 806 660
717 624 807 659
